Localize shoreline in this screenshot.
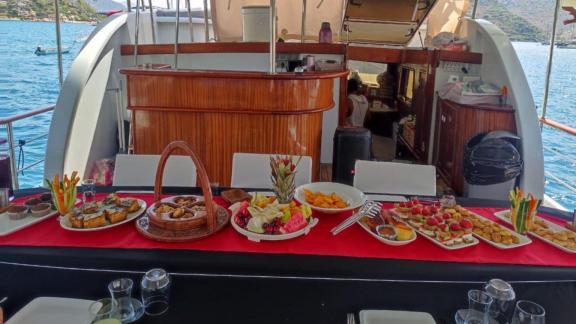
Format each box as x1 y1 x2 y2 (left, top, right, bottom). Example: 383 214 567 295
0 17 97 24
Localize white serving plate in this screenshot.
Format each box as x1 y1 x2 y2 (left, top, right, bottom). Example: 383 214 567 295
494 210 576 254
0 209 58 236
467 211 532 249
390 209 479 250
6 297 94 324
359 310 436 324
294 182 366 214
229 202 318 242
357 220 417 246
60 198 147 231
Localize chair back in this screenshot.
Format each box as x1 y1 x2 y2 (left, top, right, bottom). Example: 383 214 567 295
231 153 312 188
353 160 436 196
113 154 196 187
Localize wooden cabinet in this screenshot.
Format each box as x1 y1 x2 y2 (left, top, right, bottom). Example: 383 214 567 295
434 99 517 195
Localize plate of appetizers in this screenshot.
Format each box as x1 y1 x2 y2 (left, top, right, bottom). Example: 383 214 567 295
294 182 366 214
60 194 146 231
357 209 417 246
391 200 478 250
441 206 531 249
494 210 576 253
229 193 318 242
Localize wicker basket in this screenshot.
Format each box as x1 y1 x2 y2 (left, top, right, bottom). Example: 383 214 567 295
136 141 229 242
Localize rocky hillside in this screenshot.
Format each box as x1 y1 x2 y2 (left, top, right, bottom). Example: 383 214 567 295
0 0 100 22
474 0 576 42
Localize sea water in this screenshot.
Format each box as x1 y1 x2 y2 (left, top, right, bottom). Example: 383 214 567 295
0 21 574 210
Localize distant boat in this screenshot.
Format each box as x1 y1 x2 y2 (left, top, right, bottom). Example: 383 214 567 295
34 45 71 56
556 41 576 49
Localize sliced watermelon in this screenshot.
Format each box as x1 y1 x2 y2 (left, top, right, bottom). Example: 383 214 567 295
280 213 307 234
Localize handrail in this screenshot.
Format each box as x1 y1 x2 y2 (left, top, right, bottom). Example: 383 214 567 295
1 104 55 191
540 117 576 137
0 105 55 125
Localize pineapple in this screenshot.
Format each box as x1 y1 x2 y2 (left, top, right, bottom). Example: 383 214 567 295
270 155 301 204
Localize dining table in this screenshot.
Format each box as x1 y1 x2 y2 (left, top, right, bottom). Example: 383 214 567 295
1 186 575 324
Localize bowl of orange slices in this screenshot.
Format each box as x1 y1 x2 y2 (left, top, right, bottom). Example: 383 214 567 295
294 182 366 214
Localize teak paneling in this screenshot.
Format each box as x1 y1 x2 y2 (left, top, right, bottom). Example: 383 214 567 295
120 42 347 56
122 69 340 186
435 99 516 194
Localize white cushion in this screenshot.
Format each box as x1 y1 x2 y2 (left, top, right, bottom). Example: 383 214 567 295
353 160 436 196
231 153 312 189
113 154 196 187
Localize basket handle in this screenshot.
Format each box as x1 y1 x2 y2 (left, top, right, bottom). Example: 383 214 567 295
154 141 215 233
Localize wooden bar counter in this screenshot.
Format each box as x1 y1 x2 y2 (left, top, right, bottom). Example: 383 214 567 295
120 66 348 186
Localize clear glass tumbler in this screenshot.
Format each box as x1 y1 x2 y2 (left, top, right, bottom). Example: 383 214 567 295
108 278 135 322
511 300 545 324
484 278 516 323
465 290 494 324
82 178 96 205
141 268 170 316
88 298 121 324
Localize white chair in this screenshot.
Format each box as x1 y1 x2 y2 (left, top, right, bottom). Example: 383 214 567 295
353 160 436 196
230 153 312 189
112 154 196 187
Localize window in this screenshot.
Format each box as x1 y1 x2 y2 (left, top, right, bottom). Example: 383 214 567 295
399 67 414 101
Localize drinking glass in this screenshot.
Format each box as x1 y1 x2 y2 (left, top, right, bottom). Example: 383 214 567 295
82 179 96 205
465 290 494 324
108 278 135 322
141 268 170 316
484 278 516 323
511 300 545 324
88 298 121 324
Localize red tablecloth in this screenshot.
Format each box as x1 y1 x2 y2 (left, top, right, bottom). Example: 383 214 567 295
1 193 575 267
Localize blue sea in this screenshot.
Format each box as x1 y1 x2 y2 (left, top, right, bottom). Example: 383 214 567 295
0 21 574 210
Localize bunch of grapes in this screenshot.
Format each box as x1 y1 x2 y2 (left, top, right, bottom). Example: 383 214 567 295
263 217 283 234
235 208 252 228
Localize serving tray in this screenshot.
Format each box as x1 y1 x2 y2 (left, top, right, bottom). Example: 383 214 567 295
59 199 147 231
494 210 576 254
467 211 532 249
0 210 58 236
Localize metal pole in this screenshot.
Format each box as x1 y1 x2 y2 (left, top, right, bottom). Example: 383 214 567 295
6 123 19 190
174 0 180 68
541 0 562 120
203 0 209 41
54 0 64 87
269 0 276 74
148 0 156 44
301 0 307 43
134 0 140 65
127 0 132 12
166 0 170 9
471 0 479 19
186 0 194 42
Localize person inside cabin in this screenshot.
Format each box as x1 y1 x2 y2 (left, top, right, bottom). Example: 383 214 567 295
346 78 369 127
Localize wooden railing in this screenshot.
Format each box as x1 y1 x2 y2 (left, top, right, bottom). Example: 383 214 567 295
540 117 576 136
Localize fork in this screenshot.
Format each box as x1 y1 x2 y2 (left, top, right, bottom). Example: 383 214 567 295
331 201 382 235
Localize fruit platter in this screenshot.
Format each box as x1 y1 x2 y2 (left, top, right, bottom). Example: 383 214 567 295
494 210 576 253
60 193 146 231
229 193 318 242
358 208 416 246
294 182 366 214
392 199 478 250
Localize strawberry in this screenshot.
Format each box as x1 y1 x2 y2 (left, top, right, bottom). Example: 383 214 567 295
460 218 473 229
450 223 461 231
438 223 447 231
411 207 422 215
422 207 431 216
442 213 451 220
426 218 439 226
430 206 438 214
399 202 406 208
